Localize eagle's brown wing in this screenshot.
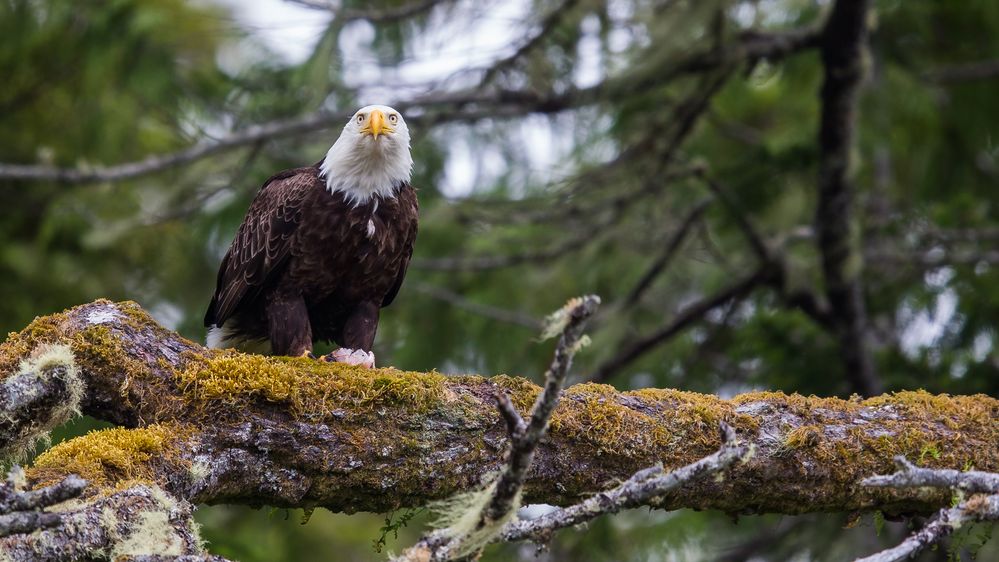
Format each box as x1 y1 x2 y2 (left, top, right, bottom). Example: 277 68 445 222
204 167 318 328
382 184 419 307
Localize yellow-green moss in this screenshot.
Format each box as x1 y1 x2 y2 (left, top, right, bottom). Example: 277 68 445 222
0 311 69 375
546 383 670 458
70 325 146 384
489 375 540 415
783 425 822 450
865 390 997 425
175 352 450 419
30 424 194 489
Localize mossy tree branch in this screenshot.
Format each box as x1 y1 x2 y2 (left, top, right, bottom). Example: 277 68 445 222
397 296 600 561
0 300 997 558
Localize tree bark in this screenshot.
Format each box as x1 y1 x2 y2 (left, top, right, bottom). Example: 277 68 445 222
0 300 994 521
815 0 882 396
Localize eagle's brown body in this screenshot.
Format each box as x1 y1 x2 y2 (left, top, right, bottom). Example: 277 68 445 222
204 163 418 357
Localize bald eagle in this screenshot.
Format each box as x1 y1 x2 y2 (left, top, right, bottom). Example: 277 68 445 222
204 105 418 368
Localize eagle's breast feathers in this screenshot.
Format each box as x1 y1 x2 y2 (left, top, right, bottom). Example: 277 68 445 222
204 164 418 350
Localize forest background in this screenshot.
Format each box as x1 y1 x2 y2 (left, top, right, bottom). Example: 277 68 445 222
1 0 997 560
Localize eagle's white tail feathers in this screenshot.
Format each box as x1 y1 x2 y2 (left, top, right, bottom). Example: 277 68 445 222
205 325 226 349
205 324 272 355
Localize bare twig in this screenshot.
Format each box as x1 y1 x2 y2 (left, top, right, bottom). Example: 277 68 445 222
495 393 526 438
593 266 772 383
397 295 600 561
697 172 771 263
408 282 542 329
499 422 750 544
287 0 450 23
814 0 882 396
857 456 999 562
622 199 712 309
0 468 86 538
862 456 999 496
924 59 999 83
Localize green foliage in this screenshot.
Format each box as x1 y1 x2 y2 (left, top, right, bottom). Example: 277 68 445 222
373 508 425 553
873 510 886 537
949 522 996 561
2 0 999 560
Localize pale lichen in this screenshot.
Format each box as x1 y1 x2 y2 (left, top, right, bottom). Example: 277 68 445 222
1 344 85 462
426 478 517 559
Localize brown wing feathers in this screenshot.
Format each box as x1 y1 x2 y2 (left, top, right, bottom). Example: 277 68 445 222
204 170 314 328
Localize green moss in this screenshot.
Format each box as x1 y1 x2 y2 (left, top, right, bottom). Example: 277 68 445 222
550 384 671 457
175 352 449 419
0 310 69 375
489 375 540 415
71 325 145 382
30 424 194 489
783 425 822 449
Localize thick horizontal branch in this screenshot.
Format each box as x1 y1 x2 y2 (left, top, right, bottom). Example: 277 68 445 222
288 0 449 23
0 27 818 184
1 300 996 521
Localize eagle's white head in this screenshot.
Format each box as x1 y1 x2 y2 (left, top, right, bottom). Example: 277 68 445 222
320 104 413 206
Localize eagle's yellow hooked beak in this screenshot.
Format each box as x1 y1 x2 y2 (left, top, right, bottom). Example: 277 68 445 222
364 109 387 139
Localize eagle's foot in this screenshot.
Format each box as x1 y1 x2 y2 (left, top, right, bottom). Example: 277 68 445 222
322 348 376 369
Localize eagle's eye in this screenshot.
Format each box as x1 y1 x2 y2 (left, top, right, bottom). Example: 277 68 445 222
389 114 399 124
356 113 365 125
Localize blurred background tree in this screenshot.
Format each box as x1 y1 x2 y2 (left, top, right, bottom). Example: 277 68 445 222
1 0 997 559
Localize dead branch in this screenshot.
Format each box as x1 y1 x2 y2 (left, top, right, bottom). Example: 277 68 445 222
499 423 749 544
592 265 774 382
397 296 599 560
287 0 450 23
863 456 999 495
0 27 818 185
0 478 220 561
0 469 86 539
857 457 999 562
